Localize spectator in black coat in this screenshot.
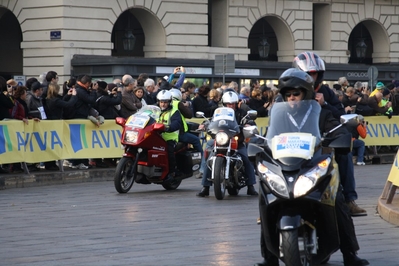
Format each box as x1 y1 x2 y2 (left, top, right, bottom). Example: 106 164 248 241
0 77 14 120
95 81 122 119
247 88 269 117
46 83 78 120
192 85 217 117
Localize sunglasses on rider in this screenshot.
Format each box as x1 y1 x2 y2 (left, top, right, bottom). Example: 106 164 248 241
285 91 301 98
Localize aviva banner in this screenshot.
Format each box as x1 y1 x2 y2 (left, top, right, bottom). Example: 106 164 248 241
0 115 398 164
0 120 122 164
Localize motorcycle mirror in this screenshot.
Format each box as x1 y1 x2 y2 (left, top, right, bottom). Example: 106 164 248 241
243 125 259 139
247 110 257 119
115 117 126 126
196 111 205 118
340 114 359 127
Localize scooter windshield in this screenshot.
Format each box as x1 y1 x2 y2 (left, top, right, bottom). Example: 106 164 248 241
266 100 321 161
126 105 161 129
208 107 240 136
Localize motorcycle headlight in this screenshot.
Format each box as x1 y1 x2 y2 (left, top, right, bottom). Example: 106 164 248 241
124 130 139 144
257 162 289 198
294 158 331 198
215 132 229 146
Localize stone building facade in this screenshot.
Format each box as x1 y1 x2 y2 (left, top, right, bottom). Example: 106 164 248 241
0 0 398 85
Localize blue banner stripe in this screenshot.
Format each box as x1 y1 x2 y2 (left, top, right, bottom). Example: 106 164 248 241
69 124 83 152
0 126 5 154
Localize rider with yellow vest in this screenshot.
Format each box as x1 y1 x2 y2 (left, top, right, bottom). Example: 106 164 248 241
170 88 204 178
156 90 182 182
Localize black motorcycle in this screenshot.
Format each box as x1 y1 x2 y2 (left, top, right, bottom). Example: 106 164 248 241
196 107 257 200
245 100 358 266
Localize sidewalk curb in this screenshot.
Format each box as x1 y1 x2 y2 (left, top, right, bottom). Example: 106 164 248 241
378 196 399 227
0 168 115 189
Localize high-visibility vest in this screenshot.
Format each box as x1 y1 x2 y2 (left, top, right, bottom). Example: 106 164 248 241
172 100 188 133
158 106 179 142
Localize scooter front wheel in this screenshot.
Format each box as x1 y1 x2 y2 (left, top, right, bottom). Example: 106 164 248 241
114 157 136 193
281 229 311 266
213 156 226 200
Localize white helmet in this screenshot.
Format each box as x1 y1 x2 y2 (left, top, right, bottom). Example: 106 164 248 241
222 91 239 105
170 88 182 101
156 90 173 102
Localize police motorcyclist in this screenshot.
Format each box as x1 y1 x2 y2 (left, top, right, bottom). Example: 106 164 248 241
169 88 204 177
255 68 369 266
156 90 183 182
293 51 366 217
196 91 259 197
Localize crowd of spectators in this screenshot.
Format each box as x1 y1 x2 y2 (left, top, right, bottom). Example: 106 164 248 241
2 68 396 174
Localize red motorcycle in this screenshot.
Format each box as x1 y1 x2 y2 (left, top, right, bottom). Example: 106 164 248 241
114 105 202 193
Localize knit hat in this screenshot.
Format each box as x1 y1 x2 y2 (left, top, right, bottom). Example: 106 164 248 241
376 82 385 89
97 81 107 90
382 88 390 96
107 83 117 91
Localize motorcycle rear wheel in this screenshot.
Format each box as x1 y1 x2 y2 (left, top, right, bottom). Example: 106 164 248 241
281 229 312 266
214 156 226 200
114 157 136 193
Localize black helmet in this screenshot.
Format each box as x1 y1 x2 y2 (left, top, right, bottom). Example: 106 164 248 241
278 68 314 101
292 51 325 89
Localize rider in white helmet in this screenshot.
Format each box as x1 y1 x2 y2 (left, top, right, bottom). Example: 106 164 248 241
196 90 259 197
156 90 183 182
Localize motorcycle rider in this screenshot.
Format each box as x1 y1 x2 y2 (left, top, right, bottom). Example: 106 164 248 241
169 88 204 177
156 90 183 183
255 68 369 266
196 91 259 197
293 51 367 217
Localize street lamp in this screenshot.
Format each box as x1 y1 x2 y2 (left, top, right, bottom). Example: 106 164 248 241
258 37 270 59
356 39 367 62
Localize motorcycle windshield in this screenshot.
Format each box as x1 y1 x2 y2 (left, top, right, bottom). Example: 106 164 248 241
266 100 321 161
208 107 240 136
125 105 161 128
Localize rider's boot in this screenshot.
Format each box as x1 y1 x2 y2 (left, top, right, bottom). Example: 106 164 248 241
343 251 369 266
247 185 259 196
196 186 209 197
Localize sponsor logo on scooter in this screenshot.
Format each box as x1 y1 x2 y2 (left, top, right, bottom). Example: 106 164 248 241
152 154 159 158
152 146 165 151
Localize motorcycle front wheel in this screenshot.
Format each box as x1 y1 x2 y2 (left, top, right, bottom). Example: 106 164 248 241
213 156 226 200
114 157 136 193
281 229 312 266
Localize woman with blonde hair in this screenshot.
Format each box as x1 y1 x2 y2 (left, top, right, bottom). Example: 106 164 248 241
208 88 221 108
46 83 78 120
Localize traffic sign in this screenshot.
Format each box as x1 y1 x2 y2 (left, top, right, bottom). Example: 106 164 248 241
13 75 26 86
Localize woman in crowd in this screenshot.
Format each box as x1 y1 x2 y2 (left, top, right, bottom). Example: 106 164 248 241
133 86 147 109
192 85 218 117
208 88 221 108
46 83 78 120
247 88 269 117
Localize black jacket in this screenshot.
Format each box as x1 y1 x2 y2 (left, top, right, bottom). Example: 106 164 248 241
0 93 14 120
96 92 122 119
192 95 217 117
46 95 78 120
73 84 97 119
317 84 345 119
247 97 268 117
